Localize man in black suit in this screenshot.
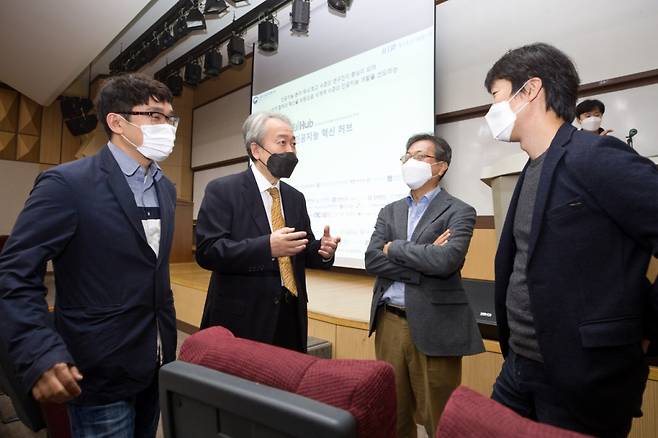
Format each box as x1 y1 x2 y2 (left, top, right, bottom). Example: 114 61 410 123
0 73 178 437
196 112 341 352
484 43 658 437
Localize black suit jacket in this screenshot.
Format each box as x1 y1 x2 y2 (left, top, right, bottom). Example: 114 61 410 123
0 146 177 404
196 168 332 351
495 124 658 429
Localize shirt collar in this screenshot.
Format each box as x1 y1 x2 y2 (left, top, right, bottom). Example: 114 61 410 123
108 142 162 181
251 162 280 193
405 184 442 207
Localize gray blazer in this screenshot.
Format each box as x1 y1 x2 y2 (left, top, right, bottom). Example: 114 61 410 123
365 188 484 357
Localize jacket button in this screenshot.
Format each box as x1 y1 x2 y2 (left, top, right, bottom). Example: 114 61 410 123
274 296 280 305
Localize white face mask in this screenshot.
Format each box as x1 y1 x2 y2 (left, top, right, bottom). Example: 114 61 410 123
120 117 177 162
580 116 602 132
484 81 531 142
401 158 437 190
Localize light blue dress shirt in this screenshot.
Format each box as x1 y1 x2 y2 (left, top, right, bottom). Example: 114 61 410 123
380 185 442 307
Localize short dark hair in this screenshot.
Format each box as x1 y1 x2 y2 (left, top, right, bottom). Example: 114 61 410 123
575 99 605 118
484 43 580 123
405 133 452 165
95 73 173 137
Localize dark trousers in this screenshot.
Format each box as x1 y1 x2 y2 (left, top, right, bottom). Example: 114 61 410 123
272 287 303 352
492 349 632 438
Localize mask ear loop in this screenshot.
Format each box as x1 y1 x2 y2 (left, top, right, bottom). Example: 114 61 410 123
509 78 542 115
114 114 141 148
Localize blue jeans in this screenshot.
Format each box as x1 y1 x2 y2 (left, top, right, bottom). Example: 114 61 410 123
67 374 159 438
492 349 632 438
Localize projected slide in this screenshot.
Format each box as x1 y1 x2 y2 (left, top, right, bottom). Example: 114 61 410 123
252 27 434 268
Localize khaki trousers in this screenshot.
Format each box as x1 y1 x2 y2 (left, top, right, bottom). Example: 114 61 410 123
375 307 462 438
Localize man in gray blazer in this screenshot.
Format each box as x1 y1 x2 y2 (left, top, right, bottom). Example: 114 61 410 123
365 133 484 438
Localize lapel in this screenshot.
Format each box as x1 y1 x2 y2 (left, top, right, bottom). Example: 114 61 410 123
242 169 271 235
155 178 174 267
100 146 148 246
410 188 451 242
527 123 575 262
393 199 409 241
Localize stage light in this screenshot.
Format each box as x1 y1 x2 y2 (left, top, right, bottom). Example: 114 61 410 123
328 0 348 13
290 0 310 34
160 25 175 49
186 5 207 31
184 60 203 85
258 16 278 52
166 72 184 96
204 0 228 14
204 48 222 76
227 34 245 65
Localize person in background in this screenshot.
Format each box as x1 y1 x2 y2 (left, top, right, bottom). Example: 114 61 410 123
575 98 613 135
484 42 657 437
196 112 341 353
0 73 179 437
365 133 484 438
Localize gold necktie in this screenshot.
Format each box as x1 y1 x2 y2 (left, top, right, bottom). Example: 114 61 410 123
267 187 298 296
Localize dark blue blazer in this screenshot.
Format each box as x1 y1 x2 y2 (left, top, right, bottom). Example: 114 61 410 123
195 168 332 351
0 146 177 404
495 124 658 429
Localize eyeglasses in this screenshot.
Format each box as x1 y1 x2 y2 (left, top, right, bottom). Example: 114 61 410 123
400 152 437 163
117 111 180 128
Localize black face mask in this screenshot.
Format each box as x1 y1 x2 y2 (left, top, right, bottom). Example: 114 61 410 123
258 144 298 179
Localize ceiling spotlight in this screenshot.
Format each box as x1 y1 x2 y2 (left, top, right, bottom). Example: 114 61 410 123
204 0 228 14
290 0 310 34
204 48 222 76
166 72 184 97
258 16 279 52
173 16 190 39
186 5 207 31
184 60 203 85
328 0 348 13
227 34 245 65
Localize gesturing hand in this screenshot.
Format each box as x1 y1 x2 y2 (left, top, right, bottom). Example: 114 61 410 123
271 227 308 257
32 362 83 403
318 225 341 260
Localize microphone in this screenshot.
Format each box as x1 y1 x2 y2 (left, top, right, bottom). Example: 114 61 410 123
626 128 638 148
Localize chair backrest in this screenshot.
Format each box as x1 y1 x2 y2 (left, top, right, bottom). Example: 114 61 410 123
436 386 593 438
179 326 397 438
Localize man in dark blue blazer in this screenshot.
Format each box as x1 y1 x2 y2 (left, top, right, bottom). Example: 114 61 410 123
0 74 178 437
196 112 341 352
483 43 658 437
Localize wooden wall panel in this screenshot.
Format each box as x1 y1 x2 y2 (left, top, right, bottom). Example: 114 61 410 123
0 131 17 160
462 228 496 281
0 88 19 132
18 95 42 136
308 318 338 358
39 102 63 164
170 200 194 263
60 122 82 163
335 326 376 360
16 134 40 162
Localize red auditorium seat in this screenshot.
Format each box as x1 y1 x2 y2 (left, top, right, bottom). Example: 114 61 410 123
436 386 592 437
179 326 397 438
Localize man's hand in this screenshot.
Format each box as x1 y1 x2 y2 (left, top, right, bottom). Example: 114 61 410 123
434 229 450 246
318 225 341 260
271 227 308 257
600 128 614 136
32 363 83 403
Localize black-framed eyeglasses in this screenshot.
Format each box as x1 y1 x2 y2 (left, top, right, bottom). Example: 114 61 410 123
117 111 180 128
400 152 437 163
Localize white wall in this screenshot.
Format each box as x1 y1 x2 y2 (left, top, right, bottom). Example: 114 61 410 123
193 162 248 219
192 85 252 167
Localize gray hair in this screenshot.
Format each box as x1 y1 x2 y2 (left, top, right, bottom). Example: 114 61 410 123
243 112 293 160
